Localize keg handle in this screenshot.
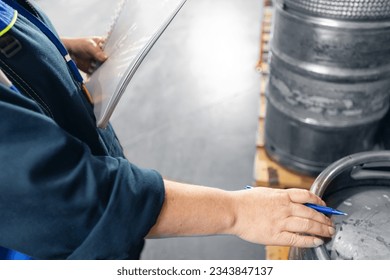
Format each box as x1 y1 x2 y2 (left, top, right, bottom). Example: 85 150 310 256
309 151 390 260
350 162 390 180
310 151 390 197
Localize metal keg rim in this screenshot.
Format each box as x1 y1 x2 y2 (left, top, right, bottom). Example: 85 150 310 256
309 151 390 259
274 0 390 29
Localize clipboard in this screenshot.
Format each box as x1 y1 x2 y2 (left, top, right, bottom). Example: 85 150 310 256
86 0 187 128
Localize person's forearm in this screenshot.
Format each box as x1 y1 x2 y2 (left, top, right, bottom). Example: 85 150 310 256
147 180 235 238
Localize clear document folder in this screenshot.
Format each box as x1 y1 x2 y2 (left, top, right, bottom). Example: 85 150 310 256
86 0 187 128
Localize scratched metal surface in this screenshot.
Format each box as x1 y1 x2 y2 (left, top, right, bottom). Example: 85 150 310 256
325 187 390 260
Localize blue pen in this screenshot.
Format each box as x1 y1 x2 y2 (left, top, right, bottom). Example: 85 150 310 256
244 186 347 216
304 203 347 216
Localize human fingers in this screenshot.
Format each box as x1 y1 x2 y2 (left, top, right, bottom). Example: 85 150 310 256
285 188 326 206
290 203 333 227
276 231 325 248
82 38 107 73
81 37 107 63
92 36 106 47
91 37 107 54
90 42 107 63
282 215 335 238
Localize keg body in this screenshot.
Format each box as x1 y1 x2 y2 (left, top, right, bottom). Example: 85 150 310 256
265 1 390 175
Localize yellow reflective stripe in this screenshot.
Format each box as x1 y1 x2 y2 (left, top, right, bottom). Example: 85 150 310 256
0 10 18 37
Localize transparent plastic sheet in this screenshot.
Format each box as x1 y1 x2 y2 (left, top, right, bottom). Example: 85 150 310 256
86 0 187 128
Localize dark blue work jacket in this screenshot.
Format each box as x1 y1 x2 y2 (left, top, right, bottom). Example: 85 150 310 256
0 0 164 259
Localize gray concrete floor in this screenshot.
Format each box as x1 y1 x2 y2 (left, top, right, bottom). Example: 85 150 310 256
33 0 264 259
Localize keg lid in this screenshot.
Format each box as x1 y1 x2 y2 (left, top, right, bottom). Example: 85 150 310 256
324 186 390 259
308 151 390 259
281 0 390 20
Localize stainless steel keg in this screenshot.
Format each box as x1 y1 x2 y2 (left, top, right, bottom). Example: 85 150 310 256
283 0 390 20
265 0 390 175
289 151 390 260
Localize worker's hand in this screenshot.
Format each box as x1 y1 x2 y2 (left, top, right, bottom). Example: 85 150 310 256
231 187 335 248
148 180 334 248
61 37 108 74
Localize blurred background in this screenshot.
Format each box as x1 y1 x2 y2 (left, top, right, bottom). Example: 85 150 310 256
32 0 263 259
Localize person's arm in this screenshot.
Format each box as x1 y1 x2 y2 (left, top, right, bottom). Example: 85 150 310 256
148 180 334 248
0 84 164 259
61 37 108 74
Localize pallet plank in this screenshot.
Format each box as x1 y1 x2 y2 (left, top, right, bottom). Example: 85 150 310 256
266 246 290 260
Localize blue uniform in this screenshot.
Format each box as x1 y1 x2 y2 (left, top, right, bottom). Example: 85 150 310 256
0 0 164 259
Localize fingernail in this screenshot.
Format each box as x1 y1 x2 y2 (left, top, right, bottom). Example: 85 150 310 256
329 227 336 236
99 53 108 61
313 238 324 247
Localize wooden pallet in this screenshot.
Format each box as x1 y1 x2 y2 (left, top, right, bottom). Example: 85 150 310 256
266 246 290 260
254 0 316 260
256 1 273 74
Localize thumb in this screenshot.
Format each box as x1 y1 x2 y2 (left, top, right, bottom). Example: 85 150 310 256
95 50 108 62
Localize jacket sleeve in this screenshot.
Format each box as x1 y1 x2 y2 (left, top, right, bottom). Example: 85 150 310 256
0 84 165 259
